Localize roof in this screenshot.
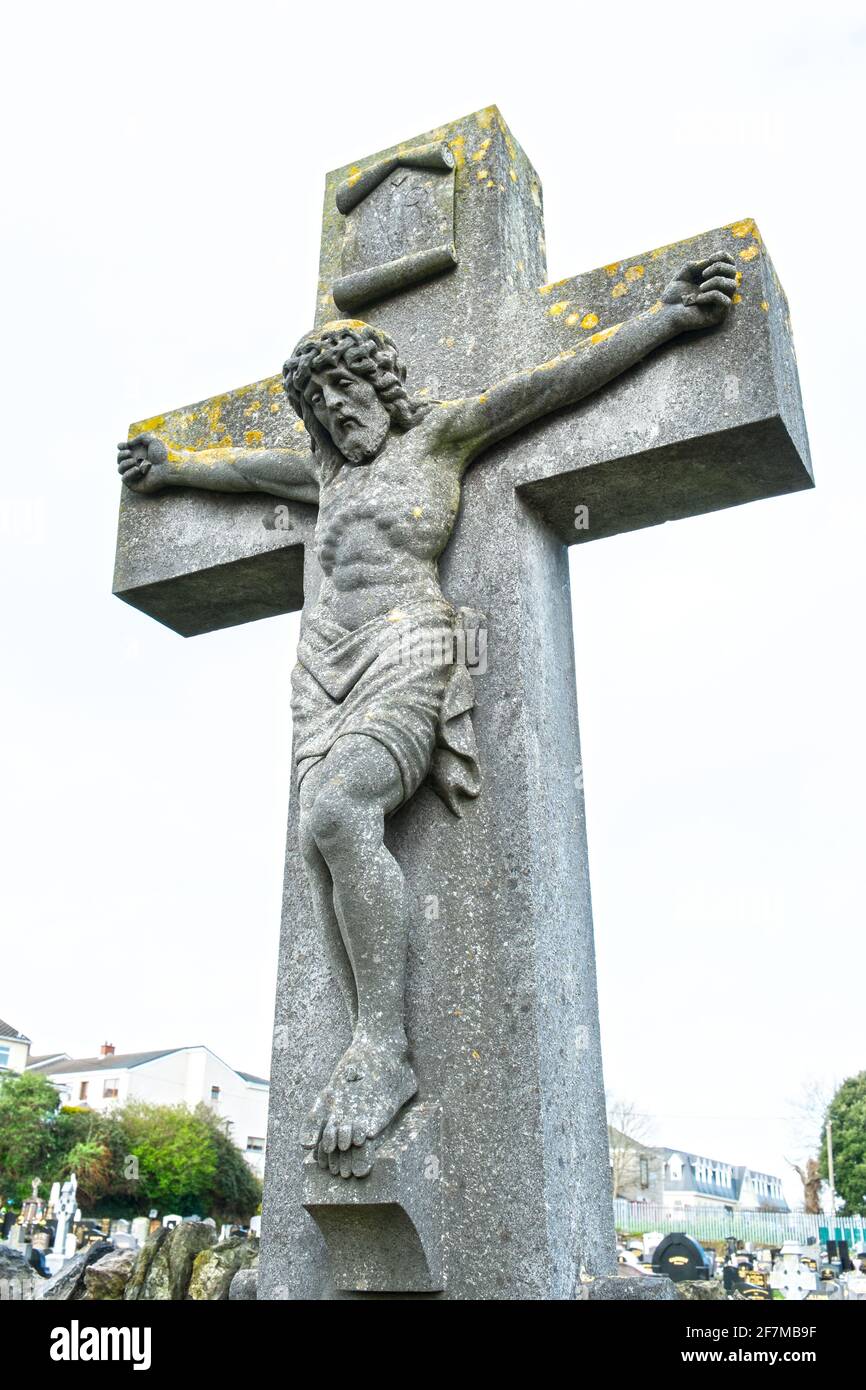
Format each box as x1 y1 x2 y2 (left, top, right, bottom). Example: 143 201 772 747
28 1047 270 1087
608 1125 656 1156
26 1053 71 1068
28 1049 179 1075
0 1019 31 1043
657 1147 789 1211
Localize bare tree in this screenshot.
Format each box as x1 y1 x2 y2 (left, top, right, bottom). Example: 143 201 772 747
788 1157 822 1215
607 1095 653 1200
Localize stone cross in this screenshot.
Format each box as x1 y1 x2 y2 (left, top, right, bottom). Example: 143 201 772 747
113 105 811 1300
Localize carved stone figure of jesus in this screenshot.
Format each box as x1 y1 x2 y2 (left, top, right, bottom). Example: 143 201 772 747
118 254 737 1177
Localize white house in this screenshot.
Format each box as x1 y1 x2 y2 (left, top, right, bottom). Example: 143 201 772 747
26 1043 270 1176
0 1019 32 1073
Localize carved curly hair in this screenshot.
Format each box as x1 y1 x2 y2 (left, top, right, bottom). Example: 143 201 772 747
281 320 426 445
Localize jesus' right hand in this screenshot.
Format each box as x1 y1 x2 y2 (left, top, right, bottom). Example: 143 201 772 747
117 432 169 493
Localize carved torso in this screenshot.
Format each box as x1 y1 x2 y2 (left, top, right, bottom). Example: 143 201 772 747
313 412 464 630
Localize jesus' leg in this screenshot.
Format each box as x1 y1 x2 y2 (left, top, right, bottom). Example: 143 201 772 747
297 733 418 1177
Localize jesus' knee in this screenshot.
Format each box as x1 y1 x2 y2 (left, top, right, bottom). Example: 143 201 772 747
303 784 377 868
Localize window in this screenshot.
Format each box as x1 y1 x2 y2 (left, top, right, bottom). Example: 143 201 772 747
103 1078 119 1099
210 1086 220 1104
246 1137 265 1152
0 1046 10 1068
639 1157 649 1189
79 1081 89 1101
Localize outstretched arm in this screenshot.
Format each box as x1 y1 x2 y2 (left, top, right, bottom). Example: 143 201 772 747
117 434 319 504
440 254 738 461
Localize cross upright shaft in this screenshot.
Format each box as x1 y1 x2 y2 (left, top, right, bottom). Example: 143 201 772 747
112 105 812 1300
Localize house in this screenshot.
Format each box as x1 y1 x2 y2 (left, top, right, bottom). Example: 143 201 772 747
0 1019 32 1073
26 1043 270 1177
656 1146 789 1213
608 1125 665 1203
609 1128 789 1213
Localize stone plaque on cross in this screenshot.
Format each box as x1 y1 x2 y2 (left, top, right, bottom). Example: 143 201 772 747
113 105 811 1301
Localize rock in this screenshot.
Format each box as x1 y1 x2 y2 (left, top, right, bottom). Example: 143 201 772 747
124 1221 216 1301
123 1227 167 1301
583 1273 678 1301
82 1247 137 1300
188 1237 259 1301
41 1242 114 1301
229 1266 259 1301
677 1278 726 1301
0 1245 39 1300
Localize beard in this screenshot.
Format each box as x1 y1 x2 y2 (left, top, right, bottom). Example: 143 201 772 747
333 411 390 465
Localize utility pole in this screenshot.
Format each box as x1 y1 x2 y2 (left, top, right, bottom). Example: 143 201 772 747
826 1119 836 1221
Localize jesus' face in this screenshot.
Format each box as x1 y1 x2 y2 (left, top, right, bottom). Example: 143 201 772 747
304 363 390 464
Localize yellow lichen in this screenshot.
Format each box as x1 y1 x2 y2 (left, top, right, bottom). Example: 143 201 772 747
448 135 465 169
729 218 761 243
624 265 645 282
581 313 599 329
565 313 580 327
293 420 306 432
244 430 263 447
509 167 517 183
472 139 492 162
411 506 423 518
590 324 622 345
131 413 166 435
548 300 570 317
611 282 628 298
761 300 769 311
740 245 760 261
731 292 742 304
476 168 489 181
242 401 261 417
603 262 620 276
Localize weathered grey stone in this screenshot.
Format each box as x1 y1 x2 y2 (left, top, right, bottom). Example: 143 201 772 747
0 1245 39 1300
229 1266 259 1301
124 1221 216 1301
584 1273 678 1302
41 1241 113 1301
303 1104 442 1292
112 105 812 1301
676 1277 727 1301
122 1226 167 1301
81 1247 136 1300
188 1237 259 1301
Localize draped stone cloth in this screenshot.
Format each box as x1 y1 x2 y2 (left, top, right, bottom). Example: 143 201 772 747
291 597 481 815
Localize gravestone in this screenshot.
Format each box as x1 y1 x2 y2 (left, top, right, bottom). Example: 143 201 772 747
113 105 812 1300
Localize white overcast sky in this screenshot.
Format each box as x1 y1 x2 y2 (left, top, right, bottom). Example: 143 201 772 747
2 2 863 1209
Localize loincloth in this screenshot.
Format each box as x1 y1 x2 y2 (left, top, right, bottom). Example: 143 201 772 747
291 597 481 815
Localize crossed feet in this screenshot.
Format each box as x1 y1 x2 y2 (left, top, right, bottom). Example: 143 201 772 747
300 1033 418 1178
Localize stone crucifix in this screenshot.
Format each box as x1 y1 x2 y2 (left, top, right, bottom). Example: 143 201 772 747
114 106 811 1300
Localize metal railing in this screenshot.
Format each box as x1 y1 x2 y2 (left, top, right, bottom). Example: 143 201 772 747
614 1199 866 1247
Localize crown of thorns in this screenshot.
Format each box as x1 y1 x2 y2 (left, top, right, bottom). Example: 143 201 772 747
281 322 417 432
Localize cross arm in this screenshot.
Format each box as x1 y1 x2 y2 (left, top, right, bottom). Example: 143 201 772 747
475 220 813 545
113 372 318 637
439 255 737 462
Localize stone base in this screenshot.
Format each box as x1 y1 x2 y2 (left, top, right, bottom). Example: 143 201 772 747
303 1104 442 1294
582 1273 678 1301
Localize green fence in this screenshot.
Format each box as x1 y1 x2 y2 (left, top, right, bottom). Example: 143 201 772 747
614 1200 866 1248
